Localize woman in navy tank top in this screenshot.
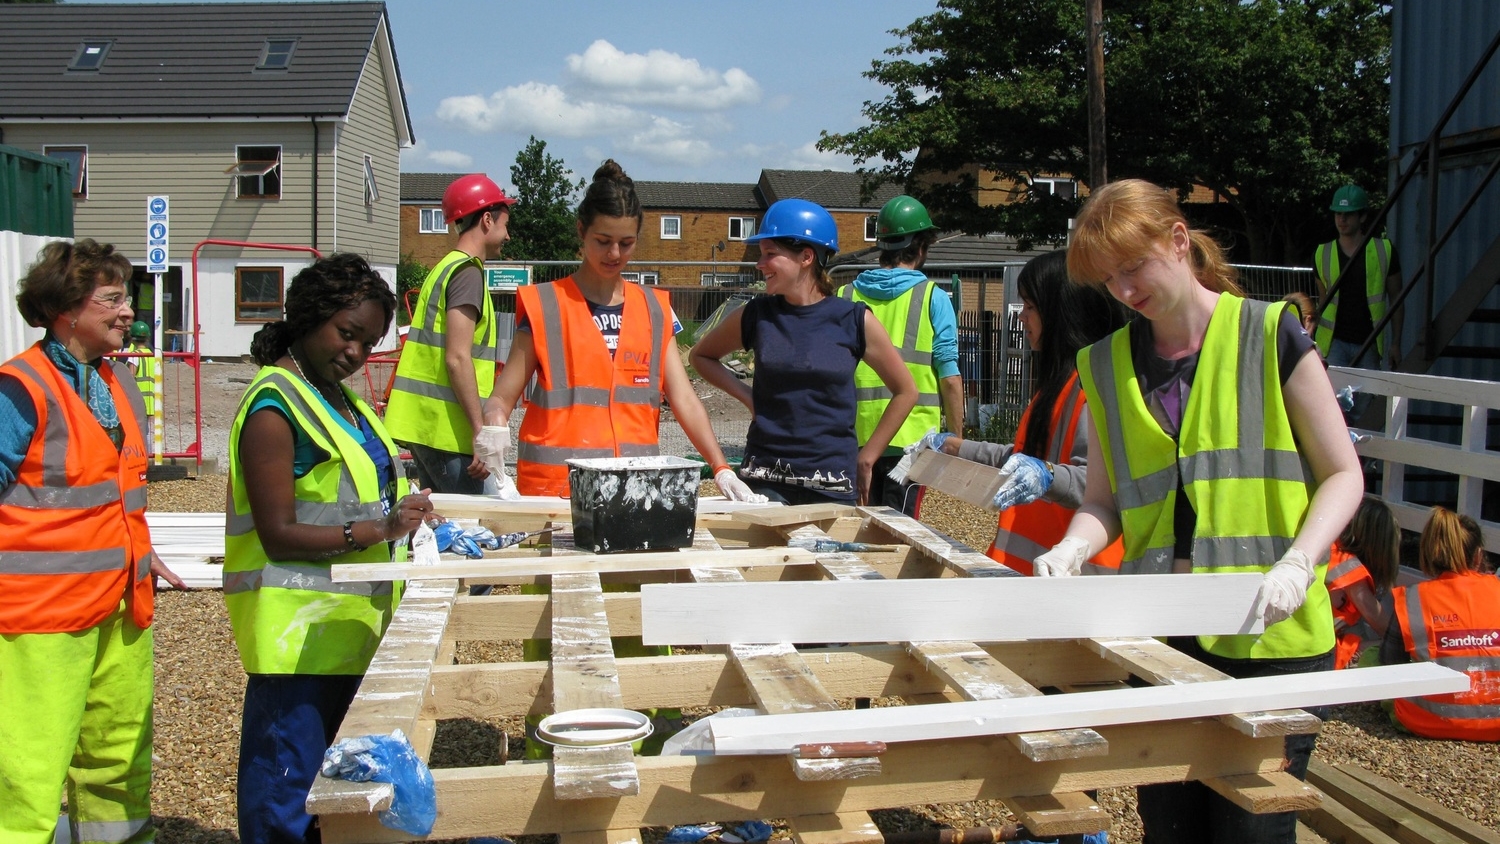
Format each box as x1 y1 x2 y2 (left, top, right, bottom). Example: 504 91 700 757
692 199 916 505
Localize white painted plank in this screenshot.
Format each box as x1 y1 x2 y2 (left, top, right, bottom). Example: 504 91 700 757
428 493 777 520
331 546 814 583
707 661 1469 755
640 574 1267 645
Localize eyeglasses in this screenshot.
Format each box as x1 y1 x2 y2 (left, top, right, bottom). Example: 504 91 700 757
91 292 129 310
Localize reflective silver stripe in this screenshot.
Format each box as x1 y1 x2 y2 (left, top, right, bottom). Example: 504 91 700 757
407 325 499 362
1179 448 1306 486
854 386 940 406
618 442 660 457
534 282 573 397
991 529 1048 564
136 551 151 582
642 287 666 391
613 385 661 405
1327 553 1364 582
296 497 386 527
522 440 664 464
390 374 457 403
222 562 393 597
123 485 147 513
8 358 70 488
1048 383 1084 463
1190 534 1289 572
1405 587 1431 660
1437 655 1500 673
1112 464 1177 511
0 479 119 509
529 385 611 409
1407 696 1500 720
900 282 930 350
0 548 126 574
1119 548 1174 575
1086 338 1134 495
226 509 255 537
110 358 149 446
71 816 153 844
897 346 933 365
1372 238 1390 282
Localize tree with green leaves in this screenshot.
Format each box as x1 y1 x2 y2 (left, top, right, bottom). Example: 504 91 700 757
820 0 1390 264
502 136 584 262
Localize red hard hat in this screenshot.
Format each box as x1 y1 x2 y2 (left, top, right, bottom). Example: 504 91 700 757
442 174 516 223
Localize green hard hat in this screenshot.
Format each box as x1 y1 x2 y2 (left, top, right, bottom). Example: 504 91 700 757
130 320 150 338
874 195 936 250
1329 184 1369 213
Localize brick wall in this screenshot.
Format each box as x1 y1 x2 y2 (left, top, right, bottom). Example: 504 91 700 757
399 203 459 267
636 208 879 286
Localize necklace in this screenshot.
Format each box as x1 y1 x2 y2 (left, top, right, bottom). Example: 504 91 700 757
287 351 359 426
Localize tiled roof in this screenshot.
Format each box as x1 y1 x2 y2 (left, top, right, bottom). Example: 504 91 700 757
0 2 402 124
401 172 467 202
757 170 903 210
635 181 759 211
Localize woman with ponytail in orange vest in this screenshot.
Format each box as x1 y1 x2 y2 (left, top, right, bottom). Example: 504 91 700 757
0 239 185 844
1326 495 1399 669
917 250 1127 575
1380 507 1500 741
482 160 758 503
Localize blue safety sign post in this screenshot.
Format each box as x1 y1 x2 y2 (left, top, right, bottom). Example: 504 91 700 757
144 196 168 464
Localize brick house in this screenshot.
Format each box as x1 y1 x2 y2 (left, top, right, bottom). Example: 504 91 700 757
399 172 464 267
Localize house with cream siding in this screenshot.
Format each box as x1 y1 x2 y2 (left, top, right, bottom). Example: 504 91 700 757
0 2 413 356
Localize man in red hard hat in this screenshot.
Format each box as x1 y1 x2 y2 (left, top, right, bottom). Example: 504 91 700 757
385 173 515 493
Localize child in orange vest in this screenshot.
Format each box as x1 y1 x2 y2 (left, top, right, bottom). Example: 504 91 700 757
1327 495 1399 668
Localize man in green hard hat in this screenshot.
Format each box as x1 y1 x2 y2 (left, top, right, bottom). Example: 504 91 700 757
1312 184 1403 370
837 195 964 516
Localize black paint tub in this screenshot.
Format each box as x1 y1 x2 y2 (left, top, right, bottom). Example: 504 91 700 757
566 456 700 553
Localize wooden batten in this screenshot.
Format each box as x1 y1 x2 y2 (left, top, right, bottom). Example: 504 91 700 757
903 449 1010 510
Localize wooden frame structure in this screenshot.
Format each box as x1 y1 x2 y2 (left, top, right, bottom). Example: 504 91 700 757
307 501 1443 843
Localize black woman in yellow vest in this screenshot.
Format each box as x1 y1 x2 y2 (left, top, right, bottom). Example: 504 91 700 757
1041 180 1363 844
225 254 433 844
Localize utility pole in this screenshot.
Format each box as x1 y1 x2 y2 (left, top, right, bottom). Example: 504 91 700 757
1085 0 1107 189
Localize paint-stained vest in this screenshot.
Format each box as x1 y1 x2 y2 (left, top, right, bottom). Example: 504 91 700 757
224 368 405 675
1078 295 1334 660
1392 571 1500 741
515 278 671 496
0 344 154 633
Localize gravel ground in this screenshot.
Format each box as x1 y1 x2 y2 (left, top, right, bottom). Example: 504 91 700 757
145 475 1500 844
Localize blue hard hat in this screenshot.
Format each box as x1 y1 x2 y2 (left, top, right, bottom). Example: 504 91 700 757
746 199 839 258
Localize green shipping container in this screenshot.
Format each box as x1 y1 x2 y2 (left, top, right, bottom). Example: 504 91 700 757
0 144 74 238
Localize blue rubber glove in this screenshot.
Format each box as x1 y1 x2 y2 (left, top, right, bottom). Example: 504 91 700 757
917 431 953 454
321 730 436 836
990 453 1053 512
1335 384 1357 412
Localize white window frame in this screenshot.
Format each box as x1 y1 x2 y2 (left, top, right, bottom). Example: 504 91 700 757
43 145 88 198
660 215 682 239
727 216 756 241
363 155 379 206
419 207 447 234
1031 177 1078 200
864 215 879 241
229 145 282 199
622 271 661 286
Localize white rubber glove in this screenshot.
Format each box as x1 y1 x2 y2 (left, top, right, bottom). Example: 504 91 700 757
1034 536 1090 578
473 425 510 479
715 468 768 504
1257 547 1316 626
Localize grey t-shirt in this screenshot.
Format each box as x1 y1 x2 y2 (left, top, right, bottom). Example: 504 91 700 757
445 265 485 316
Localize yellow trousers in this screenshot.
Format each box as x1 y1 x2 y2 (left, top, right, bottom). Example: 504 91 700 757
0 603 154 844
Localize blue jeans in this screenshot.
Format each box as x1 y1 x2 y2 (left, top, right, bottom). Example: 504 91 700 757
1134 638 1333 844
404 442 486 495
238 674 363 844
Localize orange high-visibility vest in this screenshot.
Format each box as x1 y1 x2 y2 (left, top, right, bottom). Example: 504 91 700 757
1325 544 1375 669
1393 571 1500 740
515 278 673 496
987 372 1123 576
0 344 154 633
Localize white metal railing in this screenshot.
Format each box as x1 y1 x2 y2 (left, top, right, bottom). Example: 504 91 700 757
1328 365 1500 554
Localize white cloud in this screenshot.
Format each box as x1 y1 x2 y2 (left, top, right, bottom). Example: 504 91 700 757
779 141 857 172
617 117 720 167
437 82 643 137
566 40 761 110
400 139 472 170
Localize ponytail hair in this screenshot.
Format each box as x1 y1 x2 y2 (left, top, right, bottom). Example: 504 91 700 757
1067 179 1242 296
1418 506 1485 577
577 159 642 233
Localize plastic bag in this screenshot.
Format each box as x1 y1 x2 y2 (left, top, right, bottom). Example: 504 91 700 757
432 521 482 559
320 729 436 836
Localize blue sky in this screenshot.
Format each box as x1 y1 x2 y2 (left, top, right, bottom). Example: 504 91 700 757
389 0 938 188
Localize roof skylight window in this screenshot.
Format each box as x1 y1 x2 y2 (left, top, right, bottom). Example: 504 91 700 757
259 39 297 70
70 42 111 71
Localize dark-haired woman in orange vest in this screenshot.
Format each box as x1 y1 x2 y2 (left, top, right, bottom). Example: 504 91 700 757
921 251 1127 575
